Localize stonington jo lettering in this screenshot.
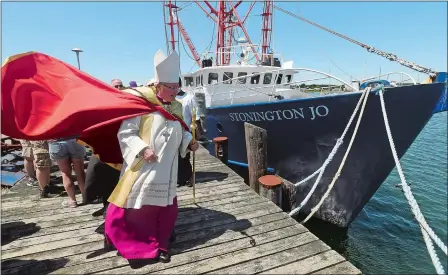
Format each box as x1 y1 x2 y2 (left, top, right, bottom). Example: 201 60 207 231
229 105 329 122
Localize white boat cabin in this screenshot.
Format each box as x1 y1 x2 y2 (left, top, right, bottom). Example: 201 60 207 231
181 65 310 107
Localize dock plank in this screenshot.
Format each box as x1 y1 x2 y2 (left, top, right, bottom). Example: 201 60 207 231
258 250 348 274
311 261 362 274
1 146 361 275
1 212 291 273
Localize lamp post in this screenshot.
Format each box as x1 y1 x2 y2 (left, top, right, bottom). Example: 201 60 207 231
71 48 83 70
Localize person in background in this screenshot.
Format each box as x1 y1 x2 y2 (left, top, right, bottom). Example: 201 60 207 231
20 140 52 198
129 80 137 88
146 78 155 87
48 138 86 207
177 78 199 187
104 49 198 267
83 152 121 215
111 79 124 89
19 140 38 187
83 79 131 216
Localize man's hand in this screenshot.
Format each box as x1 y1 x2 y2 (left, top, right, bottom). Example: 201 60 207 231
143 148 158 162
189 140 199 152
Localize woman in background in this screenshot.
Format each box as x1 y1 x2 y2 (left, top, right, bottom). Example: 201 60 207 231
48 138 86 207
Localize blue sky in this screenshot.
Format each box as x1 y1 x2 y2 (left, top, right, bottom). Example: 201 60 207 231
2 1 447 86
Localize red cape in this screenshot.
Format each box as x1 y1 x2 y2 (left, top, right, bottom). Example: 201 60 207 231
1 52 189 163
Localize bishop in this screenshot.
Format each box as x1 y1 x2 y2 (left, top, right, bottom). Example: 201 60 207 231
104 49 199 267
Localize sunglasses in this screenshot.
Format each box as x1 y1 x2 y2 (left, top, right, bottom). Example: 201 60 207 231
114 85 124 89
159 83 180 91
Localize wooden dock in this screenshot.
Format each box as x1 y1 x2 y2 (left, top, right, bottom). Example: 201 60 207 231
1 146 361 274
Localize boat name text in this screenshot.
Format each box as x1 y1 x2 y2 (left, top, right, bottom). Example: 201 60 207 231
229 105 329 122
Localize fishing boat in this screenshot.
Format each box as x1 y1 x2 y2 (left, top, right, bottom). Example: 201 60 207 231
164 1 447 227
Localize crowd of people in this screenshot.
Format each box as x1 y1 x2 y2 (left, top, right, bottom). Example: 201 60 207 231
18 49 203 267
19 138 87 207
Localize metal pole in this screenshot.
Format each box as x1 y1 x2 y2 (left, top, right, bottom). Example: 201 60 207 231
76 52 81 70
191 107 197 203
71 48 83 70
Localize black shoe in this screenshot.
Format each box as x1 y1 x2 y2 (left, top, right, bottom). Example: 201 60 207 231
158 250 171 263
39 186 51 199
128 259 148 269
104 238 116 251
177 180 185 187
186 180 193 187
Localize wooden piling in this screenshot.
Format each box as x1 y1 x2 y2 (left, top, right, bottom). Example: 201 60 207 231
280 177 298 212
258 175 283 207
244 122 268 194
213 137 229 164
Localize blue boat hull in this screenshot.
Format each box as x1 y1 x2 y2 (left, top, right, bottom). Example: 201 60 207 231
204 83 445 227
433 72 447 113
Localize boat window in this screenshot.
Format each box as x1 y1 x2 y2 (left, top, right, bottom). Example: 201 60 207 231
286 75 292 83
251 73 260 84
238 72 247 84
263 73 272 84
208 73 219 84
201 75 203 86
276 74 283 84
223 72 233 84
184 77 194 87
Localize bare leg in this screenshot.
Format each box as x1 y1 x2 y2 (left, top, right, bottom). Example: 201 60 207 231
72 158 86 195
56 158 77 202
36 166 50 190
24 157 36 179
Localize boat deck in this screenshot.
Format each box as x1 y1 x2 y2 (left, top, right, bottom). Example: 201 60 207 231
1 146 361 274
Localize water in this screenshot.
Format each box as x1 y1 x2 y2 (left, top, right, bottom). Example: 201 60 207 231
305 112 447 274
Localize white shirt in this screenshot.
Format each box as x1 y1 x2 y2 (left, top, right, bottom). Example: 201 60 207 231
181 92 200 130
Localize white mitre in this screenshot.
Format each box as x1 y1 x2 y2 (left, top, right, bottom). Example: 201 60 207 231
154 49 180 84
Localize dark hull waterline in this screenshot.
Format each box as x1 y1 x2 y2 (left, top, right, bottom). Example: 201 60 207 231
204 83 445 227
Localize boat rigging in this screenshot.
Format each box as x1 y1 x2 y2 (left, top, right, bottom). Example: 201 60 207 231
275 5 437 77
164 1 438 77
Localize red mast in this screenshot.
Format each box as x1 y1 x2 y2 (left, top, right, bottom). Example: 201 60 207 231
166 1 264 67
261 1 273 62
164 0 201 67
164 1 178 54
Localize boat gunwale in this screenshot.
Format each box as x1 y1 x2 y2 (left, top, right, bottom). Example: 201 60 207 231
206 82 445 110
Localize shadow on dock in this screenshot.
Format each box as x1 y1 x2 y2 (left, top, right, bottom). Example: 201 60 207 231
1 222 41 246
1 258 69 275
196 171 229 183
84 207 253 265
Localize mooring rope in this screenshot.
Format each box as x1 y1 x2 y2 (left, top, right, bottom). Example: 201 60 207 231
289 84 446 273
289 87 371 217
301 82 370 224
378 87 447 274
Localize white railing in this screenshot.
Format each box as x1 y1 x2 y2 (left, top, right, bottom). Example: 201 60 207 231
202 43 285 66
361 72 417 85
187 67 360 106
